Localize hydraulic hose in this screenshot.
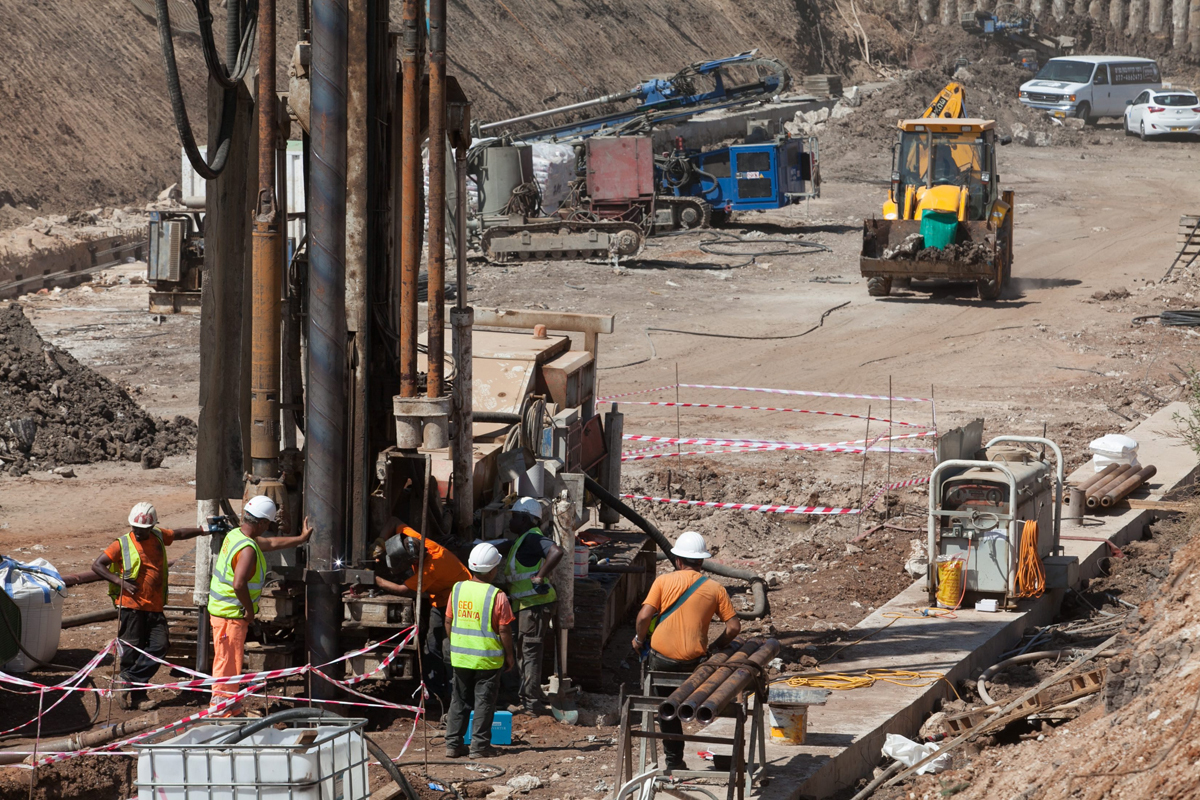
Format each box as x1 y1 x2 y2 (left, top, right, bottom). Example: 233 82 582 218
977 649 1118 706
582 474 768 619
217 708 418 800
473 411 522 424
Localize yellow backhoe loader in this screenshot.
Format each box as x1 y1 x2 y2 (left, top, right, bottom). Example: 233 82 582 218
859 85 1015 300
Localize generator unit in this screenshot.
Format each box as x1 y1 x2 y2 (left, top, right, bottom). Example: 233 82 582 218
927 435 1064 609
147 210 204 313
685 135 820 215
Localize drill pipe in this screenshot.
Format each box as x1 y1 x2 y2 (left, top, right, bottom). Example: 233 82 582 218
695 638 780 723
1085 463 1137 508
250 0 282 478
1074 463 1122 494
0 712 161 766
398 0 422 398
1101 464 1157 508
658 642 744 721
305 0 348 696
675 639 762 722
426 0 447 398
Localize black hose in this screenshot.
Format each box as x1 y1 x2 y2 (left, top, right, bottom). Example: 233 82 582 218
154 0 239 179
581 475 768 619
1133 309 1200 327
216 708 419 800
473 411 522 424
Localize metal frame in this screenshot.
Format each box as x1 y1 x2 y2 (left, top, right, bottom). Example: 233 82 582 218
135 716 369 799
927 459 1019 602
985 435 1063 552
614 670 766 800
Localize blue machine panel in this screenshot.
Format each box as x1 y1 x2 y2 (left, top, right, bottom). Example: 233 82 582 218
685 137 818 212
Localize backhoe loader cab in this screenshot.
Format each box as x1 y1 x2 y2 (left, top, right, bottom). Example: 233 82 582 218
861 118 1014 301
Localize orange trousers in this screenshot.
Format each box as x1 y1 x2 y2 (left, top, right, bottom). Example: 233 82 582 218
210 615 249 716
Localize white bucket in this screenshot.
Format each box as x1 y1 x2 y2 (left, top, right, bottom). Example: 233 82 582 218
573 545 589 578
768 702 809 745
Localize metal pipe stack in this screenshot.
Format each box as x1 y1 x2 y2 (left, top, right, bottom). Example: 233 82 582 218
1079 463 1156 509
663 638 780 724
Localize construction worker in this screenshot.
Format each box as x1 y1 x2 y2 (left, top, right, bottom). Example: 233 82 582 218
496 496 564 715
206 495 313 716
632 531 741 772
366 517 471 697
445 543 517 760
91 502 214 710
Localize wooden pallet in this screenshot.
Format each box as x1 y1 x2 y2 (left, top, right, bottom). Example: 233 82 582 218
941 669 1106 736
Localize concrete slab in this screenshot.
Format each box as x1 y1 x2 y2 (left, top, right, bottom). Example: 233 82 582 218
693 403 1198 799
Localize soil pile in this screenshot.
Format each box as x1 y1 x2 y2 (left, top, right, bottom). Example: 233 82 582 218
0 303 194 475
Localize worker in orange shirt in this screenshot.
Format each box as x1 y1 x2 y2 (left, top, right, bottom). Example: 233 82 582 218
365 518 471 698
632 531 740 772
91 502 215 710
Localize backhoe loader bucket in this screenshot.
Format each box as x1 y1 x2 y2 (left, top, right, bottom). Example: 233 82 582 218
860 217 1009 299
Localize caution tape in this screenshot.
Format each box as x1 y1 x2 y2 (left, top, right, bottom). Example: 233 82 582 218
596 384 679 402
621 434 934 454
677 383 933 403
599 400 930 428
859 476 932 513
621 494 859 515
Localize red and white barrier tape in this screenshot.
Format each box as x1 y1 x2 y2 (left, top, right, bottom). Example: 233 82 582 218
601 400 929 428
596 384 678 402
620 442 676 457
677 383 934 403
621 434 934 454
621 494 859 515
859 476 932 514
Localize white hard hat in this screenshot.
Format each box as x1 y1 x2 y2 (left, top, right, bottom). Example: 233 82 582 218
671 531 711 560
512 497 541 517
468 543 503 572
243 495 278 521
128 502 158 529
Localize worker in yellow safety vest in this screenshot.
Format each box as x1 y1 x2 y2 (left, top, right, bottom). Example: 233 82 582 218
445 543 517 760
496 496 564 715
91 502 214 710
206 495 313 716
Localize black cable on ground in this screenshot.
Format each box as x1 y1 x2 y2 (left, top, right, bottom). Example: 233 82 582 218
1133 309 1200 327
599 301 849 370
630 230 831 270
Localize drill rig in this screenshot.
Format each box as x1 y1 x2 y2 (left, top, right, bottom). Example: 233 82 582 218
471 52 821 262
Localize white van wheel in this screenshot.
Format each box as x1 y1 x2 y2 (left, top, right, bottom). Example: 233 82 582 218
1075 102 1093 125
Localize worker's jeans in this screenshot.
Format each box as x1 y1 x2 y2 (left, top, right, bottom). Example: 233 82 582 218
210 615 249 715
424 606 451 701
516 603 554 705
446 666 501 752
647 650 702 768
117 609 169 687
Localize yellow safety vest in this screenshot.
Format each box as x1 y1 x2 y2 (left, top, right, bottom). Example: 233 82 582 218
449 580 505 670
207 529 266 619
501 528 557 612
106 529 168 606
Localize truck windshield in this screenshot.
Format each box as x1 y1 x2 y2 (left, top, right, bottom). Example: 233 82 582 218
1033 60 1095 83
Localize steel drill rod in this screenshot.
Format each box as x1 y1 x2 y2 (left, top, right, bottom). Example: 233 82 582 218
657 642 743 721
1086 464 1137 508
675 639 761 722
1074 463 1121 494
398 0 422 398
695 638 780 723
0 712 161 765
426 0 446 398
1101 465 1157 508
478 88 641 132
455 150 468 310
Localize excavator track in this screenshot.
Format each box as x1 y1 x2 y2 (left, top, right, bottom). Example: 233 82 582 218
655 196 712 231
481 220 646 262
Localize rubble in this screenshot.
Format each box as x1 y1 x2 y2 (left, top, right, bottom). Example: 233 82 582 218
0 304 194 475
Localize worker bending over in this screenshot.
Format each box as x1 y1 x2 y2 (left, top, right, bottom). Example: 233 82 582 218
367 517 470 697
445 543 517 760
91 503 213 710
496 497 564 715
206 495 313 716
633 531 740 772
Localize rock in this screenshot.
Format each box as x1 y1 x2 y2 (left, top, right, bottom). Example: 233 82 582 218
158 183 181 202
140 449 164 470
801 106 830 126
486 786 514 800
843 85 861 107
883 108 901 118
593 780 611 794
1064 117 1086 130
791 562 816 572
1033 131 1052 147
52 466 75 478
845 542 864 555
830 102 855 121
764 570 789 586
1011 122 1032 146
507 775 542 793
595 712 617 726
904 539 928 578
953 67 974 82
550 773 563 783
111 208 127 223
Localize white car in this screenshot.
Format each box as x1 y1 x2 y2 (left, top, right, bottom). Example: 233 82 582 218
1124 89 1200 139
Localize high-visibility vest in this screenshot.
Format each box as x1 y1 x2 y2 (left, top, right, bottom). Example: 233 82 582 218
501 528 557 612
207 529 266 619
449 580 505 670
106 529 168 606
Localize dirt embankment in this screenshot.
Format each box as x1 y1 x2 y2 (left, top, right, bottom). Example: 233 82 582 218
0 303 194 475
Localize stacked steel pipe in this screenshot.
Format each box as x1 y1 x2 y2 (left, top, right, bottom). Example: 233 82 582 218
659 638 780 723
1076 463 1157 509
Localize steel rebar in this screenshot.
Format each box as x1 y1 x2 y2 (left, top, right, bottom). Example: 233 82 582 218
675 639 761 722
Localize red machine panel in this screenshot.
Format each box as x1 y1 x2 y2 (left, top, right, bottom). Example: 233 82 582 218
586 137 655 203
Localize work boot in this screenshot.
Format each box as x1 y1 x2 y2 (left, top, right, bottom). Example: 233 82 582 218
664 757 687 772
117 691 135 711
469 745 500 759
445 745 469 759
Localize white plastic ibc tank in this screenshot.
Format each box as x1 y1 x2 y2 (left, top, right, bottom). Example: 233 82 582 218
0 557 65 673
136 722 370 800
